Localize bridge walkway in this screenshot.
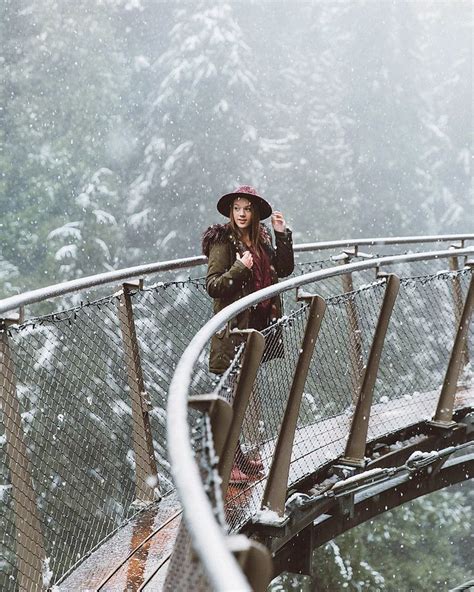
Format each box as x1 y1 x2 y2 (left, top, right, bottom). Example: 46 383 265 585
58 386 473 591
0 235 472 591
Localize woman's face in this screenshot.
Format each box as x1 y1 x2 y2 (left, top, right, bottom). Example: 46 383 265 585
232 197 253 230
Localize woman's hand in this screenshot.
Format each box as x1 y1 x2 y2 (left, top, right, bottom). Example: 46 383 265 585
237 251 253 269
271 211 287 233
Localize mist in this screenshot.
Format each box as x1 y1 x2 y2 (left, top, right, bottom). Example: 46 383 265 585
1 0 472 296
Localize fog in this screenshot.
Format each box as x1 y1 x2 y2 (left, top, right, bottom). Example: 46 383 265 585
1 0 472 295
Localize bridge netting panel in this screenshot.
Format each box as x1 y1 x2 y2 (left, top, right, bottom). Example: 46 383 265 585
0 279 215 590
369 269 472 436
207 267 471 535
0 257 471 590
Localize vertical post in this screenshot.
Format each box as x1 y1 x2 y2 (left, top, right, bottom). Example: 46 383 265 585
117 283 159 502
342 274 400 466
228 536 273 592
188 395 233 457
432 272 473 424
219 330 265 494
338 253 364 402
449 248 469 367
1 321 46 591
261 296 326 516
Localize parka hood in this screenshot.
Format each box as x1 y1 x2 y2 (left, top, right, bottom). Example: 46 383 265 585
201 222 272 257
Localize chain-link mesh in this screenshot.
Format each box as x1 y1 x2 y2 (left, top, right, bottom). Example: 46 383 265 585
129 279 216 490
207 268 472 535
0 279 217 591
163 414 221 591
368 268 472 437
290 282 387 483
1 296 142 590
1 248 472 590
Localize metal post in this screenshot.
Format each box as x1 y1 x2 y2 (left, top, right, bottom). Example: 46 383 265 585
228 535 273 592
342 274 400 465
1 321 46 591
338 253 364 402
449 249 469 367
432 272 473 424
189 395 233 456
117 283 159 502
219 330 265 494
261 296 326 516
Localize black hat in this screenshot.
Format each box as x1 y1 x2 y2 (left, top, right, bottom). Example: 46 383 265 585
217 185 272 220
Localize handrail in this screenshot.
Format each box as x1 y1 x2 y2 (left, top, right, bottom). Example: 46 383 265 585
295 233 473 252
0 256 206 316
0 234 472 316
166 247 473 591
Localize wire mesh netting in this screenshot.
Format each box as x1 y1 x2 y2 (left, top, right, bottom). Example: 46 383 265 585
1 249 472 590
0 278 216 591
1 296 141 590
163 414 219 592
208 268 472 534
368 268 473 437
220 281 387 531
290 281 387 483
129 279 216 490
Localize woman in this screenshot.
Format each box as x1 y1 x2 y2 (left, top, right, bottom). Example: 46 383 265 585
202 185 294 483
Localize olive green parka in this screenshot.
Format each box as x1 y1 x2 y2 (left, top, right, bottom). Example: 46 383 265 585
202 222 294 374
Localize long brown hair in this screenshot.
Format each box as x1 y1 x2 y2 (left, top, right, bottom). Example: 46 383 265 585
229 198 261 251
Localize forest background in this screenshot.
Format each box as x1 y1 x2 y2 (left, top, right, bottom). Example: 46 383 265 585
1 0 472 299
1 1 472 590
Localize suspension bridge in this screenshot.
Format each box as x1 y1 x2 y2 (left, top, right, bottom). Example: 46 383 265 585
1 235 473 591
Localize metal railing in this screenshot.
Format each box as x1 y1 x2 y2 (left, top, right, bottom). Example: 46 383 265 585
0 235 472 591
1 234 471 317
166 248 473 591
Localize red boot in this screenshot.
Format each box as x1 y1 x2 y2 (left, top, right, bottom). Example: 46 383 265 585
229 465 252 485
245 457 264 472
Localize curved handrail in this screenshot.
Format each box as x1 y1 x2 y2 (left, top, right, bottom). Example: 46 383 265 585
167 247 473 591
0 234 471 316
294 233 473 252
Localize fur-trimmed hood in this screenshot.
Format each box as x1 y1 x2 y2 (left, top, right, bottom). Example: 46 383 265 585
201 222 273 257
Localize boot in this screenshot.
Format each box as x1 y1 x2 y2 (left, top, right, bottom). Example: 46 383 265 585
229 465 252 485
245 456 264 472
235 446 264 475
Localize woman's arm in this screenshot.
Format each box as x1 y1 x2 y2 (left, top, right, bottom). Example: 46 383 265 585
206 242 252 298
273 229 294 277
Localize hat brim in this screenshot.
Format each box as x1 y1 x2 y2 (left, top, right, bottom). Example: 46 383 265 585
217 191 272 220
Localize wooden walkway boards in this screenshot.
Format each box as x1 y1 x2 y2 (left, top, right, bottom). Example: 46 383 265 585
58 387 473 591
224 386 474 531
58 492 181 591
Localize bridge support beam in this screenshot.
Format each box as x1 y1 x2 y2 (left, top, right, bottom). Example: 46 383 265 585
219 330 265 494
432 271 473 425
1 320 46 591
117 282 159 502
261 296 326 516
448 247 469 367
342 274 400 466
338 251 364 402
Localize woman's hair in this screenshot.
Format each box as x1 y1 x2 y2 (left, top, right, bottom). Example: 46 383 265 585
229 198 261 250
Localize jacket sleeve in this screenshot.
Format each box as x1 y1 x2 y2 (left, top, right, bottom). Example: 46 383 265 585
206 242 252 298
273 228 294 277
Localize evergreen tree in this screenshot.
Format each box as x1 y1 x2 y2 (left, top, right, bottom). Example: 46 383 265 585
1 0 132 289
47 168 123 285
312 487 471 591
127 1 263 262
414 1 472 232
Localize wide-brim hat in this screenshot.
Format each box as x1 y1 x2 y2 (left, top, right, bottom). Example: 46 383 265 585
217 185 272 220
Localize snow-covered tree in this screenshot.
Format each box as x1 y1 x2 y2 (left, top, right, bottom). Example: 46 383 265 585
127 2 264 262
47 168 123 282
413 2 472 232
